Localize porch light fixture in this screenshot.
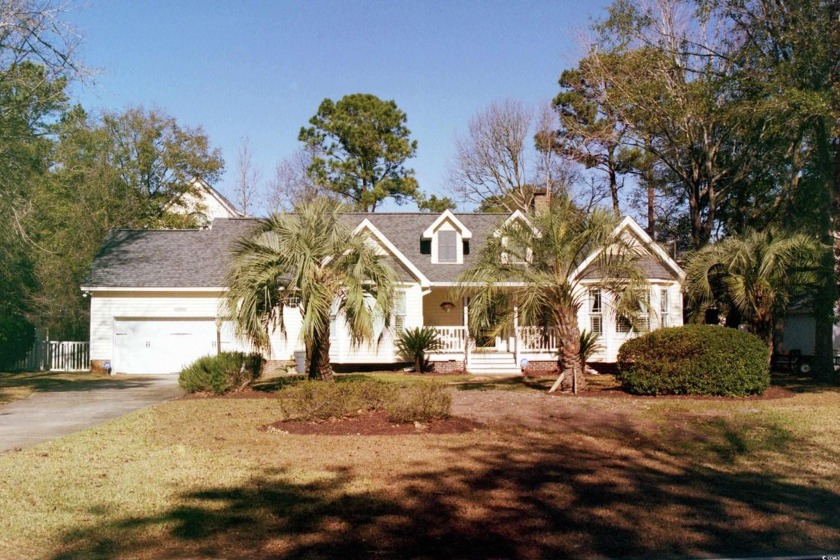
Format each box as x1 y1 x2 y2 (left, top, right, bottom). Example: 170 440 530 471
440 301 455 313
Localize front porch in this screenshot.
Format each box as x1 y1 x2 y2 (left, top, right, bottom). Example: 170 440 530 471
421 288 560 374
426 324 560 375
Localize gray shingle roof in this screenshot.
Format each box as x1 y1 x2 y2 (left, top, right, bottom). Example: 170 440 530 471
338 213 506 283
83 219 258 288
83 213 681 289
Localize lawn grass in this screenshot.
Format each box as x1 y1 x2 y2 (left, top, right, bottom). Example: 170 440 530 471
1 379 839 558
0 371 109 406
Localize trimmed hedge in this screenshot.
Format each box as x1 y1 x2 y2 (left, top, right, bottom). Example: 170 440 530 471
179 351 263 394
617 325 770 396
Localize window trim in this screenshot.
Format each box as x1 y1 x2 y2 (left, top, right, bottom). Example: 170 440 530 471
588 288 603 335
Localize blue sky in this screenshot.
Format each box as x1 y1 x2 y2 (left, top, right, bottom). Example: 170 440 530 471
67 0 612 213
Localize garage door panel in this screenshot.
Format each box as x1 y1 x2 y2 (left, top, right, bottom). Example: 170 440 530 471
114 319 217 374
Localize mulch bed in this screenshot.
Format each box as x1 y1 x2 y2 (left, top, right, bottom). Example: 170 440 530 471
258 411 485 436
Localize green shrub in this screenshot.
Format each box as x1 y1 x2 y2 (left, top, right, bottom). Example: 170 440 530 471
396 326 442 373
276 378 452 423
579 328 603 368
178 351 263 394
277 379 398 421
617 325 769 396
385 381 452 423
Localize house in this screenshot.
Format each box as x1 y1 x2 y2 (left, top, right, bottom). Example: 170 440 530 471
164 178 243 225
81 210 685 375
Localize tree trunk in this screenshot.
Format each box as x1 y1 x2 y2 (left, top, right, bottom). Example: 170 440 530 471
308 326 334 381
551 305 584 394
813 118 837 379
647 181 655 239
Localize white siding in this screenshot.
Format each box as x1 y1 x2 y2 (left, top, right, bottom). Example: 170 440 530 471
266 308 304 360
331 284 424 364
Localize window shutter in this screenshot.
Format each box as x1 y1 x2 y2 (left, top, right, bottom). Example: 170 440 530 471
438 231 457 263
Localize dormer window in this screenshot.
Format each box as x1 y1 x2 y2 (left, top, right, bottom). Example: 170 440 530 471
422 210 472 265
438 230 457 263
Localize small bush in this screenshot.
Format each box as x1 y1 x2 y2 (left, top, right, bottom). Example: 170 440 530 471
617 325 769 396
277 379 398 421
178 351 263 394
276 378 452 423
385 381 452 423
396 326 442 373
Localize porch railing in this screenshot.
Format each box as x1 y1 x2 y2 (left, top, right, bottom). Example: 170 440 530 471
516 326 559 352
431 326 467 353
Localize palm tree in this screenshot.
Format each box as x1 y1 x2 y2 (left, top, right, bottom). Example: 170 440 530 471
459 196 647 393
224 198 397 380
396 326 442 373
684 228 822 357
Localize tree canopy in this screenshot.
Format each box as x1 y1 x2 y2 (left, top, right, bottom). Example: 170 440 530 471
299 93 420 212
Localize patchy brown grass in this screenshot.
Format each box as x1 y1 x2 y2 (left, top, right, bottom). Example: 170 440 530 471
0 378 839 559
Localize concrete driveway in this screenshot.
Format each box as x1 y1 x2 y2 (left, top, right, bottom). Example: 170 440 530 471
0 375 183 453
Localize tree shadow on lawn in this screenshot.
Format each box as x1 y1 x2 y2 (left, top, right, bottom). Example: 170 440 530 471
770 371 840 394
52 421 840 559
0 372 167 397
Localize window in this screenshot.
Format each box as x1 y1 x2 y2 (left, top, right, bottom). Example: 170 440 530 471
394 291 407 334
616 315 632 333
438 230 457 263
660 288 670 328
617 289 650 334
588 289 602 335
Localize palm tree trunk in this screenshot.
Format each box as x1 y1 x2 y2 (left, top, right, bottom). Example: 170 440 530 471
308 326 334 381
551 305 583 394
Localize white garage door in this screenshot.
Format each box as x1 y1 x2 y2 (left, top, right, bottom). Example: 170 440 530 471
114 319 217 374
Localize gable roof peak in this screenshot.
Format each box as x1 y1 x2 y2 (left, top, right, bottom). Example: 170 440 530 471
494 209 541 237
421 209 472 239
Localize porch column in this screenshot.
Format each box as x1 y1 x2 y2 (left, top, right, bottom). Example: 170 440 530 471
463 297 470 370
513 304 521 368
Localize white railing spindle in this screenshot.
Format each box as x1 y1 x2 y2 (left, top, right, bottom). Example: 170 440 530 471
430 326 467 353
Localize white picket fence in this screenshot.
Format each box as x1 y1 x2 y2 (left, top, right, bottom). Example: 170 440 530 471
11 341 90 372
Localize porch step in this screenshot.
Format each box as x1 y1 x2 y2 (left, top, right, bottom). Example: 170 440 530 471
468 352 521 375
